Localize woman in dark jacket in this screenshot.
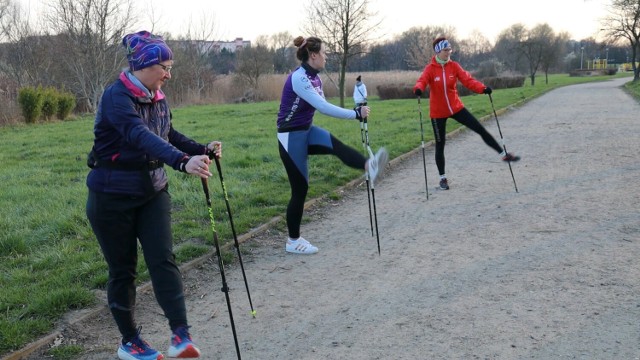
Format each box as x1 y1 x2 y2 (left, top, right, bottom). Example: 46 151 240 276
86 31 218 360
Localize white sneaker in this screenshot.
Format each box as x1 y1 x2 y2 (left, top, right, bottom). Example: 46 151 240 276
367 147 389 187
285 237 319 254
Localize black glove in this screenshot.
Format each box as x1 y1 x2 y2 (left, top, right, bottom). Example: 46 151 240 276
414 88 423 97
483 87 492 95
354 106 364 121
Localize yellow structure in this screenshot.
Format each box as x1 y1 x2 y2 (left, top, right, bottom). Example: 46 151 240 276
620 62 639 72
591 59 608 69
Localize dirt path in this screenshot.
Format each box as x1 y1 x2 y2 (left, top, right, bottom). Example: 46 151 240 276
25 77 640 360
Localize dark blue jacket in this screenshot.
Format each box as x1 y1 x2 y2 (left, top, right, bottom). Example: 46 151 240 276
87 72 207 196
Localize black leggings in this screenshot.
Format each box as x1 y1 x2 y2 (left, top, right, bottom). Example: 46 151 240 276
431 107 503 176
279 134 366 238
86 188 187 340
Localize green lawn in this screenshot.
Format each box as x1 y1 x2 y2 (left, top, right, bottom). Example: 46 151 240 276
0 72 634 357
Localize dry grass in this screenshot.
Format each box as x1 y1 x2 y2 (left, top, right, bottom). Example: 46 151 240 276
0 71 424 122
315 71 421 100
176 70 422 106
0 96 21 125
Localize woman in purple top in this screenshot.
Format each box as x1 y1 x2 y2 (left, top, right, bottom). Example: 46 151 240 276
276 36 388 255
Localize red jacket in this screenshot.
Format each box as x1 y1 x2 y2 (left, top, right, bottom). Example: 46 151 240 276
413 56 486 119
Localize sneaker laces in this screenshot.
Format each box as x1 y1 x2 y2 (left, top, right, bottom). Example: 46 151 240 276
172 325 193 344
124 326 153 352
168 325 200 358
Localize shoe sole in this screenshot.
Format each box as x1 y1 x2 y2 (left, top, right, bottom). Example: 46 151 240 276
502 157 521 162
285 248 319 254
168 344 201 358
118 348 165 360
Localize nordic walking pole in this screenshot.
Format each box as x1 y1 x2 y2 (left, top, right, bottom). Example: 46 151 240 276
354 78 374 236
210 154 256 318
488 93 519 193
358 106 374 237
363 118 381 255
201 178 242 360
417 96 429 199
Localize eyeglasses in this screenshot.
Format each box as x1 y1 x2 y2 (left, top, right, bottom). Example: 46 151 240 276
157 63 173 72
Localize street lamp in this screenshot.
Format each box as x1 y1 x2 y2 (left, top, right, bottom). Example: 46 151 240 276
581 46 584 70
605 47 609 67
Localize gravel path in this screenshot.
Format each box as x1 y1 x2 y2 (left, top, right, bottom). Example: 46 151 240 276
21 77 640 360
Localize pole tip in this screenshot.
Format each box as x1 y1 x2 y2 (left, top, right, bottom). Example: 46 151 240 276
251 310 257 318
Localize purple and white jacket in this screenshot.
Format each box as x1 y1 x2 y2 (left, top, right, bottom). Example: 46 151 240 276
276 63 357 132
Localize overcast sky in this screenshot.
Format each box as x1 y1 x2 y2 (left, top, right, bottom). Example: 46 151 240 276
17 0 610 43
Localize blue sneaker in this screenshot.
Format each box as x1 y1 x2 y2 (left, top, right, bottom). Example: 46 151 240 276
167 326 201 358
117 333 164 360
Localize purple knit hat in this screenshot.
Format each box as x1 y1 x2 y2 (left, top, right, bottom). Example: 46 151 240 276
122 31 173 71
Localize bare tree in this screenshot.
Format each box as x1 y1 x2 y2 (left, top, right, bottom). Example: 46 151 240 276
0 0 30 84
44 0 136 112
303 0 381 107
457 30 492 68
0 0 55 88
269 31 297 73
540 31 570 84
166 14 219 104
494 24 528 74
517 23 555 86
0 0 12 42
235 36 274 95
402 25 457 70
601 0 640 81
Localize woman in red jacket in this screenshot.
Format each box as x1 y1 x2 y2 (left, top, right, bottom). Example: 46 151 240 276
413 37 520 190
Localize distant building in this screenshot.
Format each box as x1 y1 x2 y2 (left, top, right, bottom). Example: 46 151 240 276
213 38 251 53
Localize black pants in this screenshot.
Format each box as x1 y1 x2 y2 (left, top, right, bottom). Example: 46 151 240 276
86 188 187 340
431 107 503 176
279 134 366 239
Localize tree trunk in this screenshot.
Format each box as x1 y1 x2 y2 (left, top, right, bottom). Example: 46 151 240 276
339 53 348 107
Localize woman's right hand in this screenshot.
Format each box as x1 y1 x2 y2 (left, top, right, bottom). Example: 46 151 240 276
355 105 370 120
186 155 212 178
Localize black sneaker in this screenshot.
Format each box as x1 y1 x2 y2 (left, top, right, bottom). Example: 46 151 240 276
439 178 449 190
502 153 520 162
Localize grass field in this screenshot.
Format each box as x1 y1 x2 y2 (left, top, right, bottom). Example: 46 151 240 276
0 72 634 357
